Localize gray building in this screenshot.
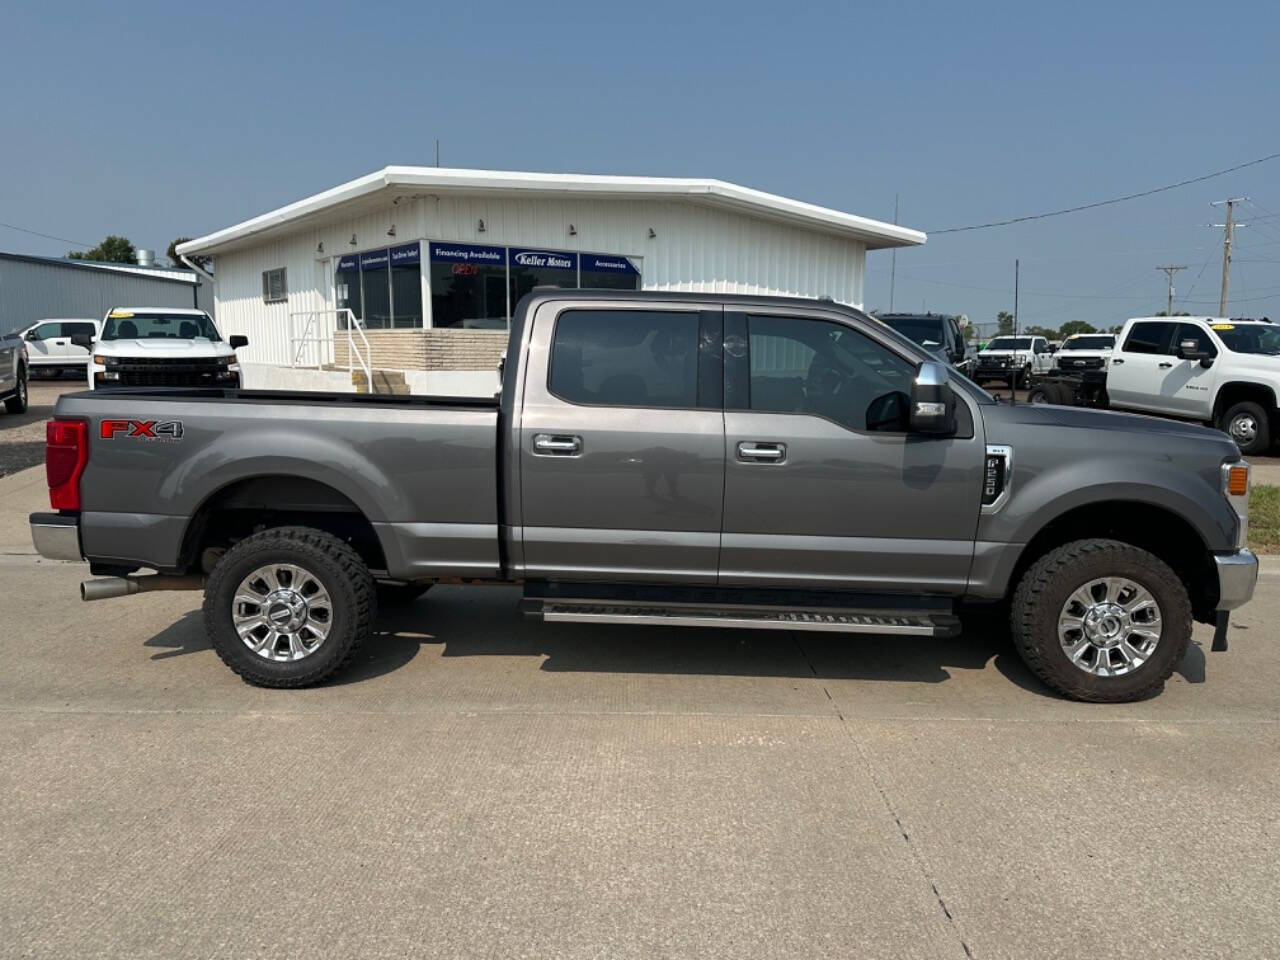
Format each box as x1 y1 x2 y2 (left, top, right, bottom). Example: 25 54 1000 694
0 252 212 336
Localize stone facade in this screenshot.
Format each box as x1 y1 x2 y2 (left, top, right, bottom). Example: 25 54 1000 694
333 329 507 373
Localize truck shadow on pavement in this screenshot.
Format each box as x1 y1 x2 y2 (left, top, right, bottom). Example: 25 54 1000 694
141 586 1209 697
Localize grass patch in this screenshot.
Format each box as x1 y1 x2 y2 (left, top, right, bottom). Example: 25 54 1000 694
1249 484 1280 554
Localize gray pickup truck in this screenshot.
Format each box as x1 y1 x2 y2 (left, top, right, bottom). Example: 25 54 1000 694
30 291 1258 702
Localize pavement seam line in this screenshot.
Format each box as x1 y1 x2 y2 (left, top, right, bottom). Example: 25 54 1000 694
793 637 977 960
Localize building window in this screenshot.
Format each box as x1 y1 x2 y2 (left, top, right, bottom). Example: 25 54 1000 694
580 253 641 290
336 243 422 329
430 242 509 329
549 309 699 408
262 267 287 303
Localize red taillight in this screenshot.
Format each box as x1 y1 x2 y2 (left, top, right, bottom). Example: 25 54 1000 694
46 419 88 511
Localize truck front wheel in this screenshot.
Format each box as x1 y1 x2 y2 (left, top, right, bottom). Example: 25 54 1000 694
1218 400 1270 455
203 526 377 688
1011 539 1192 702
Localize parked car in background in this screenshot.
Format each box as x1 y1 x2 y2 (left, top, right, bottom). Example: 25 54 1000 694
22 318 100 379
1052 333 1115 373
30 290 1257 703
876 312 975 377
1106 317 1280 454
0 332 29 413
975 335 1053 386
83 308 246 389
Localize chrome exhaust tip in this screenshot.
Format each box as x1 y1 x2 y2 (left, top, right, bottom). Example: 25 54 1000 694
80 575 204 602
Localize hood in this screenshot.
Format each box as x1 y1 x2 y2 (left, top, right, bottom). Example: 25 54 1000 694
95 339 235 359
984 398 1236 451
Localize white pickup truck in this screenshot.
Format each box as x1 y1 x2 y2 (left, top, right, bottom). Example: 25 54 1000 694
1028 316 1280 454
1106 317 1280 454
974 335 1053 387
80 308 247 390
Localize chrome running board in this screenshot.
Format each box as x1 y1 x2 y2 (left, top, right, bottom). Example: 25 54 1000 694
527 600 959 637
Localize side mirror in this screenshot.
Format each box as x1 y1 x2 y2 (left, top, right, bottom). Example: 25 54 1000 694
909 361 957 435
70 333 93 350
1177 338 1213 368
229 335 249 350
24 330 38 342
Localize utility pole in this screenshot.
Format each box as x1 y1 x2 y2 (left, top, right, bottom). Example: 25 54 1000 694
1210 198 1248 316
888 194 899 312
1156 264 1187 315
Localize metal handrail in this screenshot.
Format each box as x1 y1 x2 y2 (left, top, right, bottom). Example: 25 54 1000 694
286 309 373 390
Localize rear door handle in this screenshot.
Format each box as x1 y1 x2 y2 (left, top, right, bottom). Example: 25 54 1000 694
1158 361 1173 368
737 441 786 463
533 434 582 456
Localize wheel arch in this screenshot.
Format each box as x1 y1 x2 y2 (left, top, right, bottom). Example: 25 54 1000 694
1212 381 1277 421
179 474 390 574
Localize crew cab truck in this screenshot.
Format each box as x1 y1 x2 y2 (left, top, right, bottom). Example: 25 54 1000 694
875 312 974 377
1027 317 1280 455
975 335 1053 387
0 332 29 414
29 291 1258 703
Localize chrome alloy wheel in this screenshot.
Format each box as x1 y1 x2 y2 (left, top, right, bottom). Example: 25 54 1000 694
1229 412 1258 445
232 563 333 661
1058 577 1162 677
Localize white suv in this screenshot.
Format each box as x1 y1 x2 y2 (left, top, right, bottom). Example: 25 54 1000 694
21 319 100 378
84 308 246 390
1106 316 1280 454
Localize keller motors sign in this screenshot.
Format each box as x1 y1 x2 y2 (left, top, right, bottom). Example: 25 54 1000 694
509 248 576 271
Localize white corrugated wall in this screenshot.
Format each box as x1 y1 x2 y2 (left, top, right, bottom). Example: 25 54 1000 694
211 197 866 367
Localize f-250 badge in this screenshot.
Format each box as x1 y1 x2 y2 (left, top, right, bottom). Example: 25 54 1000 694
99 419 184 441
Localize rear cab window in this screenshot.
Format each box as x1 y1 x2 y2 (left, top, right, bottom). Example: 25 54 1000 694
1121 322 1177 355
549 309 701 408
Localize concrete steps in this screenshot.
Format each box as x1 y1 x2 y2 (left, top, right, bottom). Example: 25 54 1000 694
351 369 409 395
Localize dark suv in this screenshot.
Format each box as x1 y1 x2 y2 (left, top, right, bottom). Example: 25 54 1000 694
876 313 974 377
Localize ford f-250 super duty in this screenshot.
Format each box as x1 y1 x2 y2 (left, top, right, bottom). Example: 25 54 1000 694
29 291 1259 702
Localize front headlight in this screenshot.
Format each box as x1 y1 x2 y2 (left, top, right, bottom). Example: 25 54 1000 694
1223 461 1250 548
92 354 119 369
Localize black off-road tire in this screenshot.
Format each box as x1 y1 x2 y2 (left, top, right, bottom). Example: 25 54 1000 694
1011 539 1192 703
1218 400 1270 455
203 526 377 688
1026 385 1054 405
377 581 433 605
4 369 28 414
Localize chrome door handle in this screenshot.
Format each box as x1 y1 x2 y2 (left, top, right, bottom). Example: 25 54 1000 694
737 441 786 463
1158 361 1173 368
533 434 582 455
1111 358 1125 365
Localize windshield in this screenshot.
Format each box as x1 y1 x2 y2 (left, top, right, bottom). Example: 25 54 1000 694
1061 335 1114 351
986 337 1031 350
101 311 221 342
879 316 945 348
1216 324 1280 356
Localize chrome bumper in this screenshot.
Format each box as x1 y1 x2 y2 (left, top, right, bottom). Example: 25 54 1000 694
29 513 82 562
1214 549 1258 611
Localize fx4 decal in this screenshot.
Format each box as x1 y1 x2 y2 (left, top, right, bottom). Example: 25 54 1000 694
100 419 184 441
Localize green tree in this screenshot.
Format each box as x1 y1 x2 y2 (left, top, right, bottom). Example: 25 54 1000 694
68 235 136 264
1058 320 1097 338
167 237 211 271
1155 310 1191 317
996 311 1015 335
1023 325 1057 339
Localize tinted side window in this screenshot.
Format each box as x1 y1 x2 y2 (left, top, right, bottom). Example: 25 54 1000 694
550 309 699 408
1176 323 1218 358
31 323 60 340
746 314 915 432
1122 322 1176 355
61 322 96 337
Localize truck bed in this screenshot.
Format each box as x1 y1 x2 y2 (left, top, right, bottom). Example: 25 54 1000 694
54 386 503 580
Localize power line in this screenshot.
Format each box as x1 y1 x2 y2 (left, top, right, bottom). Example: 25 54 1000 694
928 150 1280 234
0 219 91 249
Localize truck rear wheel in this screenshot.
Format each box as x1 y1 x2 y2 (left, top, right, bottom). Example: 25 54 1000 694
4 370 27 414
203 526 377 688
1218 400 1270 455
1010 539 1192 702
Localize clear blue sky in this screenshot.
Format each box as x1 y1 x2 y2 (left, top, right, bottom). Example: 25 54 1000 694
4 0 1278 331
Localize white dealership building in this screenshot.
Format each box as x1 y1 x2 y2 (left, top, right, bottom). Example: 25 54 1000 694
177 166 924 394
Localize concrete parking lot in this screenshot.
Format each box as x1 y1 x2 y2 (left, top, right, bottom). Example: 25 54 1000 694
2 410 1279 959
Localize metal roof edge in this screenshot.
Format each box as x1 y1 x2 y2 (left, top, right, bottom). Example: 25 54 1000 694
0 251 199 284
177 166 926 256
